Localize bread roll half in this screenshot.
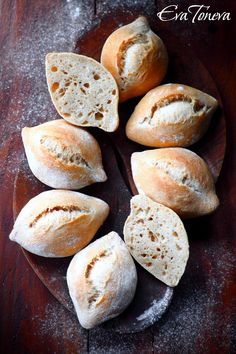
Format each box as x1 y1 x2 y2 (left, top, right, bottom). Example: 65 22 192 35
101 17 168 102
9 190 109 257
22 119 107 190
131 148 219 218
124 195 189 287
126 84 218 147
67 232 137 329
46 53 119 132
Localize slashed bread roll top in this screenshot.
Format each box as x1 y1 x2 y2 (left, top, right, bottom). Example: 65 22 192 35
9 190 109 257
67 231 137 329
22 119 107 190
126 84 218 147
131 148 219 218
46 53 119 132
101 16 168 102
124 195 189 287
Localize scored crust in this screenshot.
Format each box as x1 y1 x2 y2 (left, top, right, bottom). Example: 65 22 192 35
131 148 219 218
126 83 218 147
9 190 109 257
46 53 119 132
22 119 107 190
67 231 137 329
101 17 168 102
124 195 189 287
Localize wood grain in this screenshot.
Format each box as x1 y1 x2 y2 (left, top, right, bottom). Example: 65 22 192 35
0 0 235 353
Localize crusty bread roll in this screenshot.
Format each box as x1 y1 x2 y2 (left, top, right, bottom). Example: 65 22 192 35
9 190 109 257
101 17 168 102
124 195 189 287
22 119 107 190
131 148 219 218
67 231 137 329
126 84 218 147
46 53 119 132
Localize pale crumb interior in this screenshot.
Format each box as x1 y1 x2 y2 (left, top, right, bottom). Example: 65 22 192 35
47 55 117 130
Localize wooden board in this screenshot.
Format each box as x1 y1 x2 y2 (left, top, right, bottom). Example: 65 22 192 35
13 12 226 334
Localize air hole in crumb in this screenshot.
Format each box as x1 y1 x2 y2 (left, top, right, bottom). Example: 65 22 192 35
94 74 100 80
95 112 103 120
74 82 77 86
173 231 178 237
99 106 104 112
146 262 152 267
156 248 161 251
51 66 58 72
162 271 166 275
59 88 65 96
165 264 168 269
80 87 86 94
148 231 156 242
148 217 153 221
161 255 164 259
112 89 116 95
107 100 111 104
65 82 71 87
84 83 90 88
78 112 83 117
141 254 147 257
139 234 143 238
83 120 88 124
51 82 59 92
62 70 68 74
152 255 157 259
176 244 182 251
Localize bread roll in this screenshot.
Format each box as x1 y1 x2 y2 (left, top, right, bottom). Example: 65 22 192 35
101 17 168 102
126 84 218 147
67 231 137 329
124 195 189 287
131 148 219 218
9 190 109 257
46 53 119 132
22 119 107 190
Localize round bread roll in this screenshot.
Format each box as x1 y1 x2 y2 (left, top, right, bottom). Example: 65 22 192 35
126 84 218 147
46 53 119 132
101 17 168 102
131 148 219 218
124 195 189 287
9 190 109 257
67 231 137 329
22 119 107 190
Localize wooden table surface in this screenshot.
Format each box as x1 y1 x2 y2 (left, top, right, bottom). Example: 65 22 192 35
0 0 235 353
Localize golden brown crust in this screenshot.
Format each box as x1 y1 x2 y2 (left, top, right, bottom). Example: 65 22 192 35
67 232 137 329
101 17 168 102
126 84 218 147
131 148 219 218
9 190 110 257
22 119 107 190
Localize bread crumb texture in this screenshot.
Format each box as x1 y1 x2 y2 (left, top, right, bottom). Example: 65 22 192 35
124 195 189 287
46 53 119 131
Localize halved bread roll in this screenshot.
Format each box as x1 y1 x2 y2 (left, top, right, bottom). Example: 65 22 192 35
46 53 119 132
126 84 218 147
101 17 168 102
9 190 109 257
22 119 107 190
124 195 189 287
67 232 137 329
131 148 219 218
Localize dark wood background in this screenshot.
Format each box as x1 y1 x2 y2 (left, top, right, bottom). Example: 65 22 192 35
0 0 235 353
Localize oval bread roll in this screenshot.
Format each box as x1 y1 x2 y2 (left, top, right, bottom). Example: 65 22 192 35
126 84 218 147
9 190 109 257
101 17 168 102
67 232 137 329
131 148 219 218
46 53 119 132
22 119 107 190
124 195 189 287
